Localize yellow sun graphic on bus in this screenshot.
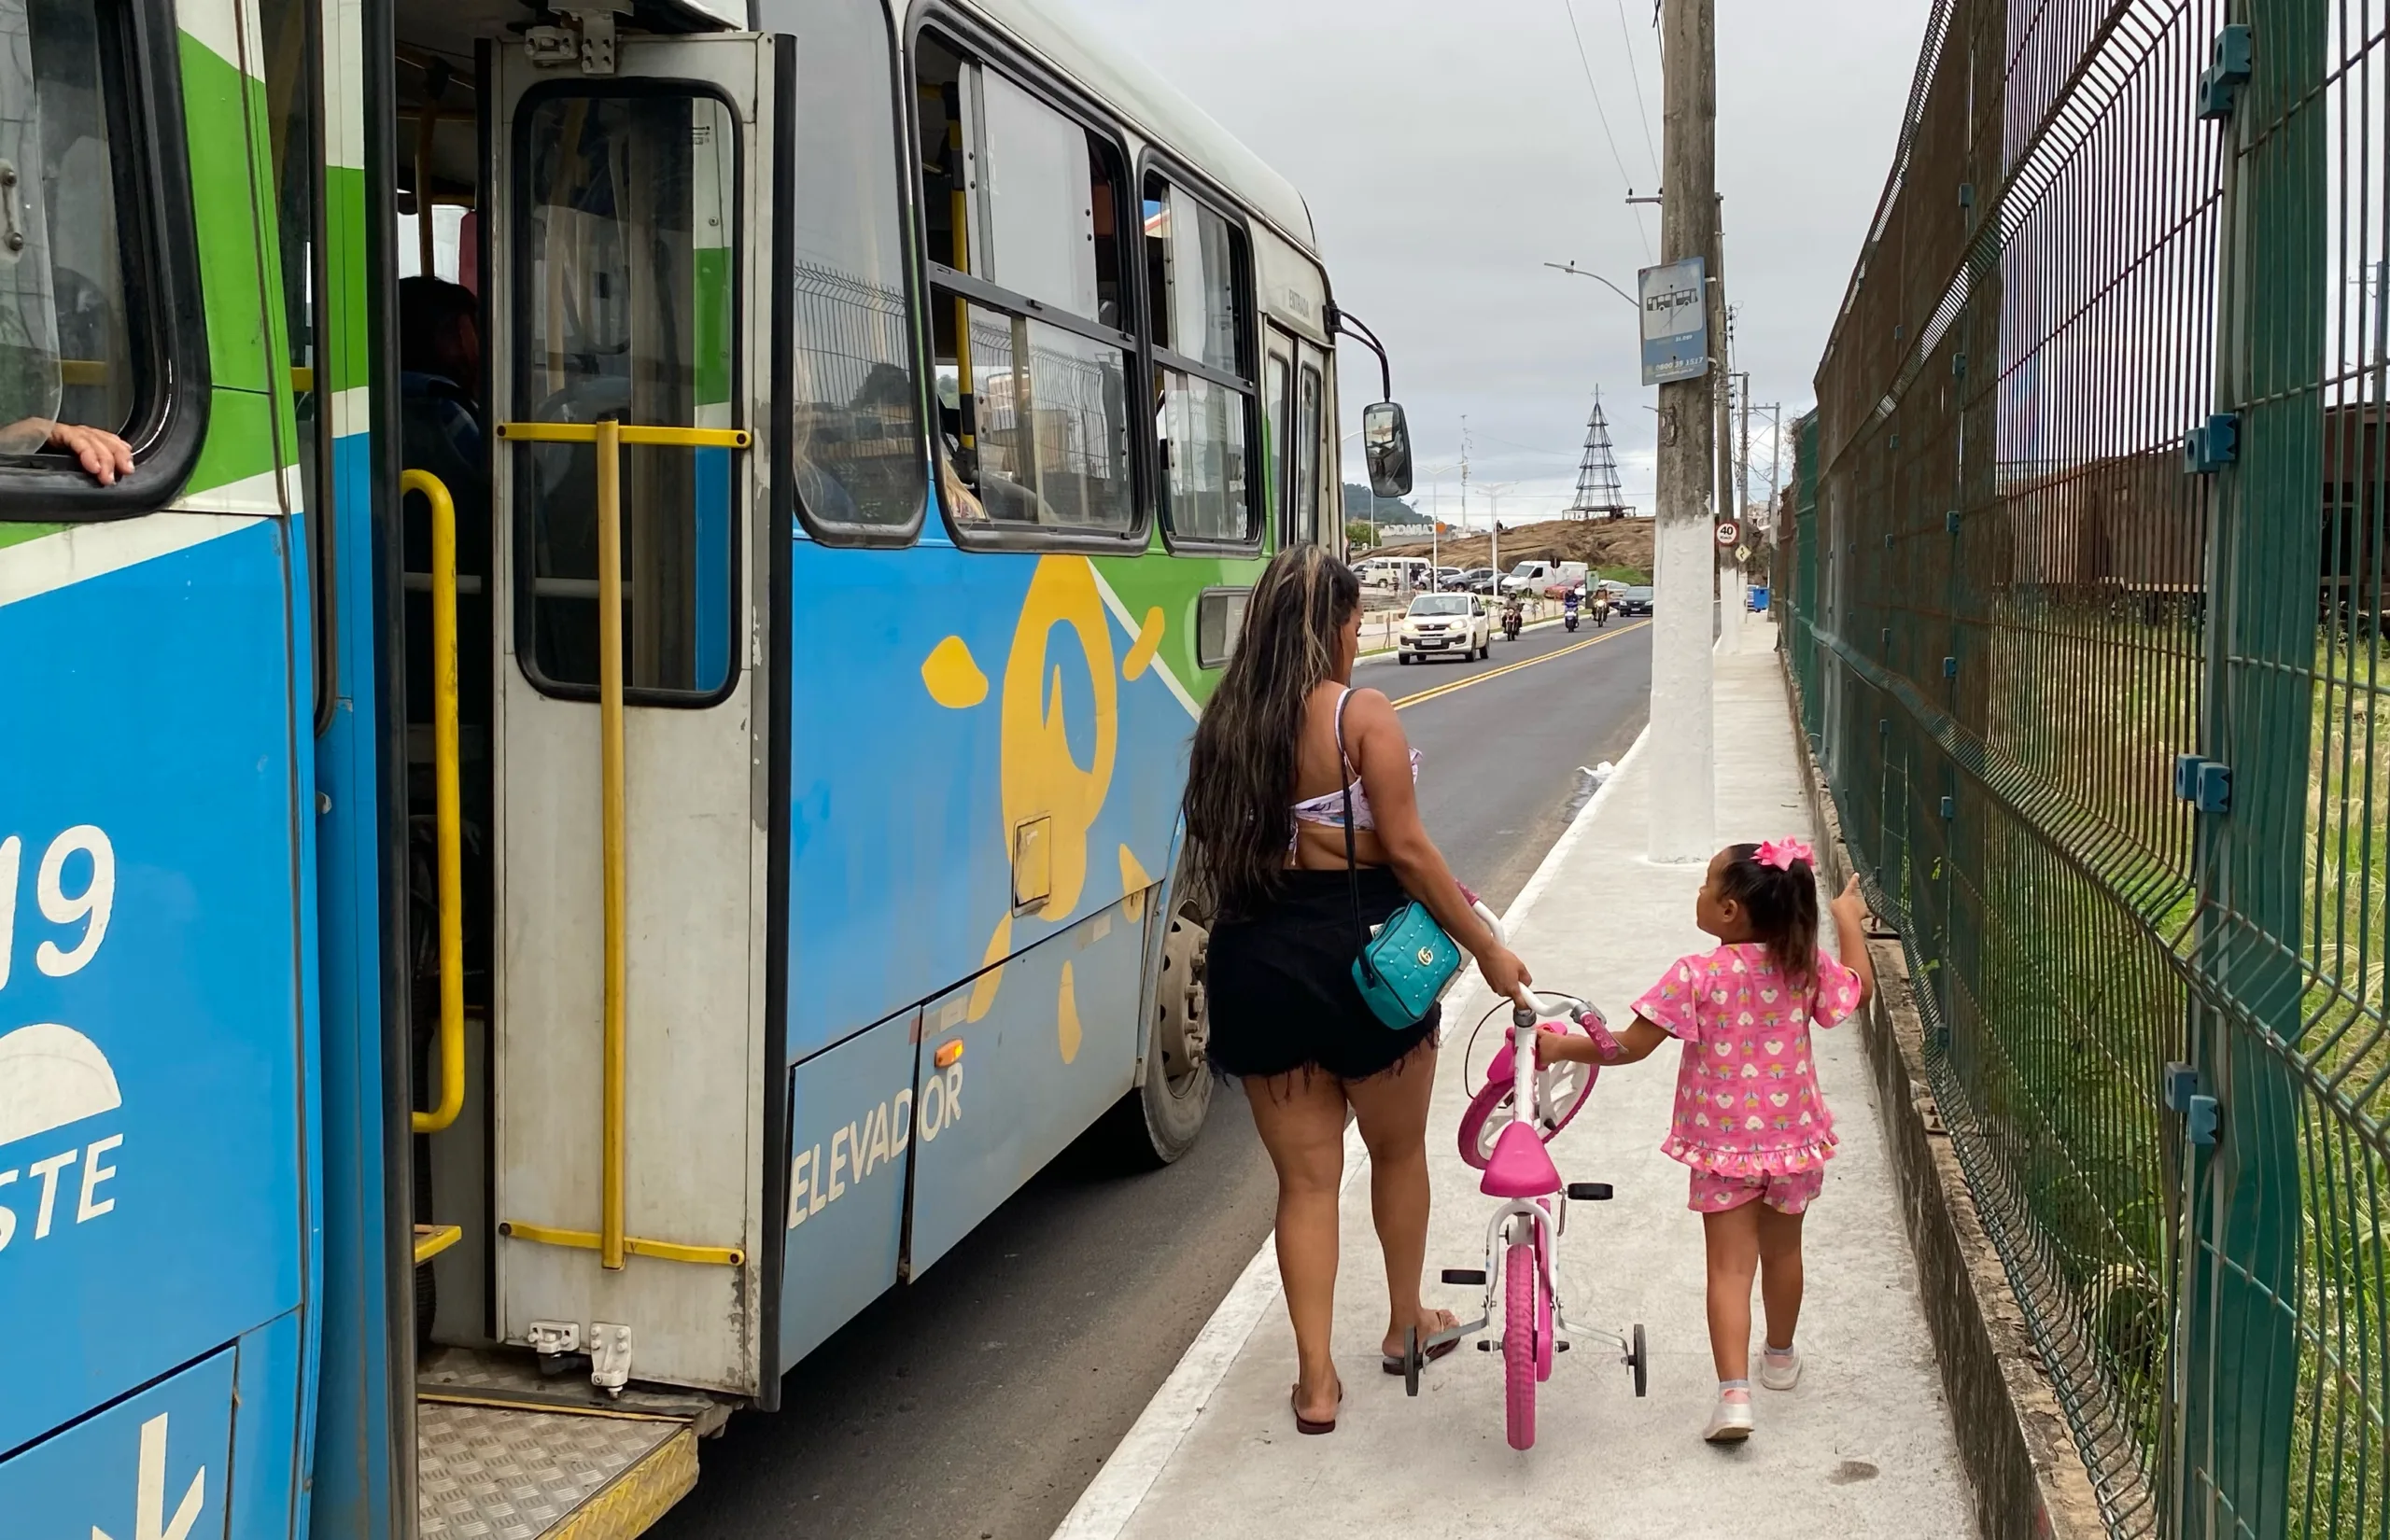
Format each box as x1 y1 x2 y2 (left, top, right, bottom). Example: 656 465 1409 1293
921 555 1166 1057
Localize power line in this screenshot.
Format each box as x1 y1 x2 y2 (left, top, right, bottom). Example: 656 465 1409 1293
1560 0 1652 260
1614 0 1662 184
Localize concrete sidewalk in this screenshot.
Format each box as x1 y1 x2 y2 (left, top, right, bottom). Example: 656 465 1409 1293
1057 623 1976 1540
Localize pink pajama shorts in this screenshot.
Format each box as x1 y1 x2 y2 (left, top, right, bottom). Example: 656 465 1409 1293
1687 1166 1825 1215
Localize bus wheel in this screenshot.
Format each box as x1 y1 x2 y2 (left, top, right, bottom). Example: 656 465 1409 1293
1114 898 1213 1166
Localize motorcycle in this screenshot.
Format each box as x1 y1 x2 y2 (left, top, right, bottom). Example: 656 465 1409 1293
1591 595 1612 629
1563 592 1582 632
1501 604 1523 641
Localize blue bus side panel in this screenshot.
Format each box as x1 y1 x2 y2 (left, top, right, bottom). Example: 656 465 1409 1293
0 521 310 1459
0 1341 235 1540
306 433 401 1540
781 540 1193 1065
776 1013 917 1368
905 903 1142 1276
229 1309 309 1540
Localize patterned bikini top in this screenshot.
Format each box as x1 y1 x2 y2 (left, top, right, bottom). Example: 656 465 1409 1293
1288 688 1421 847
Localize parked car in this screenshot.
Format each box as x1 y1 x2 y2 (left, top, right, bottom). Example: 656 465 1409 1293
1616 585 1655 616
1434 567 1465 589
1499 559 1555 595
1399 593 1493 663
1455 567 1498 595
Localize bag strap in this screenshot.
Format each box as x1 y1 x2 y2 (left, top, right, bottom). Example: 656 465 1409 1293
1335 690 1380 986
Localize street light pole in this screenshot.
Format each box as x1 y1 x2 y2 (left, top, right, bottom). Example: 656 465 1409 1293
1651 0 1717 862
1542 260 1641 310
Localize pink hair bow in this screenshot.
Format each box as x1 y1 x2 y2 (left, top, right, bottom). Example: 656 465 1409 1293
1755 837 1813 871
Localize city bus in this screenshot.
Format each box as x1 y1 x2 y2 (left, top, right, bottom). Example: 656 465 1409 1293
0 0 1413 1533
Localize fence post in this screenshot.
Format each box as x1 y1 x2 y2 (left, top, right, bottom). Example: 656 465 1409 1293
2178 2 2319 1533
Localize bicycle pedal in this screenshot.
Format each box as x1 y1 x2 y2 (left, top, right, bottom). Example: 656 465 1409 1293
1441 1267 1488 1285
1554 1339 1571 1352
1476 1340 1494 1351
1566 1183 1613 1201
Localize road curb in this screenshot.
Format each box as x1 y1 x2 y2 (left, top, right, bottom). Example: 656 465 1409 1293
1047 724 1652 1540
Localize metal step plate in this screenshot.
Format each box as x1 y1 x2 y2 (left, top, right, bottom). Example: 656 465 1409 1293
417 1346 724 1425
417 1400 696 1540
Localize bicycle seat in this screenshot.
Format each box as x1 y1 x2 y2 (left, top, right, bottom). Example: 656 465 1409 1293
1481 1119 1562 1198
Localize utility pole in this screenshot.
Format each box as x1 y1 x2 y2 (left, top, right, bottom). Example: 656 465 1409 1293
1714 292 1744 655
1459 416 1472 532
1649 0 1717 862
1764 401 1783 523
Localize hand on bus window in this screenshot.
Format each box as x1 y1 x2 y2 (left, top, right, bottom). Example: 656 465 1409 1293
35 421 136 485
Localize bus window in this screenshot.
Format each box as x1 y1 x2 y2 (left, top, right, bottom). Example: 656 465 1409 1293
1264 347 1289 541
765 0 923 537
916 36 1137 539
1145 174 1256 547
513 90 738 695
0 0 136 457
1293 359 1322 547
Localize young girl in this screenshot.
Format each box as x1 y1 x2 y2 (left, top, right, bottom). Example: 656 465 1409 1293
1539 837 1874 1443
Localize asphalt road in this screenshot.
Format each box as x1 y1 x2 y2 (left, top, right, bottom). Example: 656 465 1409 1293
651 617 1652 1540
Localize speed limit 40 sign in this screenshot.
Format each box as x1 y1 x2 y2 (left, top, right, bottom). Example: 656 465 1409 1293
1714 520 1740 547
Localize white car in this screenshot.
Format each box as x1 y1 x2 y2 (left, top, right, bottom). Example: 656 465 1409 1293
1398 594 1492 664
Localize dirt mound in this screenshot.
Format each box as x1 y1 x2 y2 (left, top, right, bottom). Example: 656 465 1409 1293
1373 519 1654 576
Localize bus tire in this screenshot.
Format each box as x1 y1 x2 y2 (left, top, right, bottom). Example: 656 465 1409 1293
1111 897 1213 1166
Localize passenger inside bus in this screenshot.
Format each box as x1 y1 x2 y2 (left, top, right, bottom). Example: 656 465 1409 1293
0 418 135 483
397 273 494 1010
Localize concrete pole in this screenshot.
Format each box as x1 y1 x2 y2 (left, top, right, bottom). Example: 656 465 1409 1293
1718 357 1750 653
1649 0 1717 861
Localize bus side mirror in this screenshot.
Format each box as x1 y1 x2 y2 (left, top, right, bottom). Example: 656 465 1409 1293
1362 400 1413 498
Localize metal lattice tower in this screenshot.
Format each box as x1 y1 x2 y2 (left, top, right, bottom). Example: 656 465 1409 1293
1566 392 1630 519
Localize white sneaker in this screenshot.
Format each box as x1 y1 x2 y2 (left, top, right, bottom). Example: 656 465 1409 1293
1759 1347 1801 1391
1702 1393 1754 1443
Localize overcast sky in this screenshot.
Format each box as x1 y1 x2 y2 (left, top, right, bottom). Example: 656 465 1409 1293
1079 1 1932 529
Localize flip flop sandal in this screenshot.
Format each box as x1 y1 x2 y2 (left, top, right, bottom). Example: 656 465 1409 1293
1291 1378 1343 1435
1382 1312 1462 1375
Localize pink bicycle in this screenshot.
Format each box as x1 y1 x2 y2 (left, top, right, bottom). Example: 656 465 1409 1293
1398 988 1649 1449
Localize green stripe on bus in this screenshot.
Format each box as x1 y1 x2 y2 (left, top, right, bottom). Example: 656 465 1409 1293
243 63 300 468
319 166 372 395
1092 552 1265 704
0 525 66 553
182 31 275 404
184 387 280 498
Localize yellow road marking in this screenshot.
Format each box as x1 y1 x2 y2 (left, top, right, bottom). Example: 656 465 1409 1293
1389 620 1651 711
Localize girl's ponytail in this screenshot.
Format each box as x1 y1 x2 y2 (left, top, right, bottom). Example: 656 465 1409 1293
1717 841 1820 987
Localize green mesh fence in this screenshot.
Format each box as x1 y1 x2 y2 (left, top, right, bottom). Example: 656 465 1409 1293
1778 2 2390 1534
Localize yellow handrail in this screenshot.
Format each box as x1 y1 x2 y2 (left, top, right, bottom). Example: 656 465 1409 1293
593 418 630 1269
495 422 750 449
401 469 466 1136
498 1218 744 1268
493 417 750 1272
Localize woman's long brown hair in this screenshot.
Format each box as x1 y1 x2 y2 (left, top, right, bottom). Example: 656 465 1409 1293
1183 546 1361 919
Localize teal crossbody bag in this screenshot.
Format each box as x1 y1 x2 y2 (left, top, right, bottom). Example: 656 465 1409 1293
1333 692 1462 1028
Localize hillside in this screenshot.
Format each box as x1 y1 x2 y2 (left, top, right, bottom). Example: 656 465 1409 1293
1372 518 1655 576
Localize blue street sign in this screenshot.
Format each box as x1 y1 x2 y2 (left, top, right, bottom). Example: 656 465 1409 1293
1639 257 1709 385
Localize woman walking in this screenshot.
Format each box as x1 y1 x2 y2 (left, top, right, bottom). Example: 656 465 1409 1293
1186 546 1533 1435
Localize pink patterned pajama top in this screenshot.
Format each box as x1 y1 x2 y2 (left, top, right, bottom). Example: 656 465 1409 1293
1628 943 1865 1177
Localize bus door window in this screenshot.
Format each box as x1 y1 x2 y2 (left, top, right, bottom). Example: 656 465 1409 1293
1263 344 1289 544
514 90 738 695
765 0 922 537
915 35 1136 536
1293 356 1322 547
1145 174 1256 548
0 0 139 465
